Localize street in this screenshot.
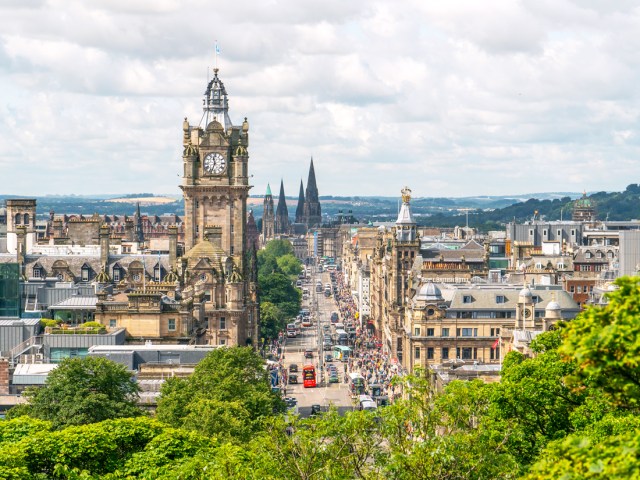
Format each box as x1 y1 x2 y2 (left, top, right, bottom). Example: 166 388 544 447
283 267 354 417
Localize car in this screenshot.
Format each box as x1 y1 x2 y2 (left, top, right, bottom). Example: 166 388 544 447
310 404 322 416
360 400 377 411
289 364 299 373
304 349 313 359
325 353 333 363
329 371 339 383
289 374 298 384
327 365 337 374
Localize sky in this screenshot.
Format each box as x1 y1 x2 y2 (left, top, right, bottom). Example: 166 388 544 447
1 0 639 199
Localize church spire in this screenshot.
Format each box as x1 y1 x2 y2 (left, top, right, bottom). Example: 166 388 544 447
303 157 322 227
262 183 275 242
275 179 290 234
295 179 305 223
135 202 144 244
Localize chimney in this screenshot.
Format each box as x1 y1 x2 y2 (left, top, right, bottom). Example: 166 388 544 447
168 226 178 268
99 225 110 267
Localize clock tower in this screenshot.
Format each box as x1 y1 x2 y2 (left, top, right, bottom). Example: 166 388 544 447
179 68 258 347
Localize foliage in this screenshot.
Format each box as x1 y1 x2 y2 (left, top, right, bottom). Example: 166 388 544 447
259 272 301 320
560 276 640 409
260 301 285 340
277 253 303 277
39 318 59 328
8 356 142 429
156 347 285 442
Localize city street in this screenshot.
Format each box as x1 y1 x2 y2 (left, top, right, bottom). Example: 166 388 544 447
283 267 354 417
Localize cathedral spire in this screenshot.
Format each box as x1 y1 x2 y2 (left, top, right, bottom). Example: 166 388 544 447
135 202 144 244
275 179 290 234
303 157 322 227
295 179 305 223
262 183 275 243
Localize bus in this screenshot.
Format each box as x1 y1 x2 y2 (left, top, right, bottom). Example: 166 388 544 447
332 345 352 362
286 323 297 338
303 365 316 388
348 372 366 395
335 329 349 346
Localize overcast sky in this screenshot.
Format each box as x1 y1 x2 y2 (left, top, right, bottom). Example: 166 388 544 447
1 0 639 198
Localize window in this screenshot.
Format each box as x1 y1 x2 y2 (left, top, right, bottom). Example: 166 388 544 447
529 229 534 237
596 251 602 259
461 328 474 337
414 347 421 359
461 348 473 360
427 347 434 360
414 327 420 337
81 268 89 282
441 328 450 337
495 311 512 319
557 229 562 238
230 245 234 255
491 347 500 360
474 328 478 337
570 285 575 293
586 251 592 259
495 295 505 304
557 262 565 269
113 268 120 282
426 328 434 337
57 273 64 281
608 251 614 259
543 229 548 237
442 347 449 359
168 319 176 331
219 317 226 330
490 328 501 336
576 286 582 294
154 267 161 282
463 295 472 303
32 267 41 278
109 319 116 328
219 338 226 345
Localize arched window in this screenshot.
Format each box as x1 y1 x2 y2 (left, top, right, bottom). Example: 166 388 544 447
23 213 30 225
15 213 21 225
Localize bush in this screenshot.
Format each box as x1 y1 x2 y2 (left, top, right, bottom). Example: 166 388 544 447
40 319 58 328
82 321 103 329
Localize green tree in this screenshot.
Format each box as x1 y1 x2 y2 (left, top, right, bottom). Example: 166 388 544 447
560 276 640 409
277 253 303 277
260 272 301 320
264 239 294 258
260 301 285 340
8 356 142 429
156 347 284 442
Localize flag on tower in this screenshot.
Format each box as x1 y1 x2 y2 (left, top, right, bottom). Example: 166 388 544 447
215 42 221 55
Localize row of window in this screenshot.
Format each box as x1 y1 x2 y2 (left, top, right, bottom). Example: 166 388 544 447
33 267 164 282
413 327 500 337
455 311 513 319
569 285 594 294
414 346 501 360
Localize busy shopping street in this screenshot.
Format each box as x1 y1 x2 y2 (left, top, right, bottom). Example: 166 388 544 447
269 260 405 417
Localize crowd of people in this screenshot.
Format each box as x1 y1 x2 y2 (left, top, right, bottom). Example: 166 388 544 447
332 269 405 402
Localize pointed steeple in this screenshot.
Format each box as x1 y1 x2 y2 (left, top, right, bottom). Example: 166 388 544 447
135 202 144 244
303 157 322 227
295 179 305 223
275 180 290 234
262 183 275 243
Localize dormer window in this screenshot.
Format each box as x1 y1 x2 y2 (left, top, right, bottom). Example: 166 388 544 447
586 252 592 259
81 267 89 282
32 267 42 279
154 265 162 282
463 295 472 304
495 295 506 304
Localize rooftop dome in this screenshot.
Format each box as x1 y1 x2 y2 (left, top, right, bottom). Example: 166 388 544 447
416 281 442 302
546 300 561 311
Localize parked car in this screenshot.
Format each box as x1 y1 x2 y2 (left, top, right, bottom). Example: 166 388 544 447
304 349 314 359
289 364 299 373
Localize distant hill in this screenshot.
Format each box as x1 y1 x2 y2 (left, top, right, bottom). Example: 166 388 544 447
4 187 638 230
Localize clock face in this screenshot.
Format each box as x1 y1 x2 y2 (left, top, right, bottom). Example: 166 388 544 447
523 308 532 318
204 152 226 174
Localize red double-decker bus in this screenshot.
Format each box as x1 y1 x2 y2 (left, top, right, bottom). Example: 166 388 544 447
303 365 316 388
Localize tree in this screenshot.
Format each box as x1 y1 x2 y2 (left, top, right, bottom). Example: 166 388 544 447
259 272 301 320
560 276 640 409
156 347 285 442
277 253 303 277
8 356 142 429
260 301 285 340
264 239 294 258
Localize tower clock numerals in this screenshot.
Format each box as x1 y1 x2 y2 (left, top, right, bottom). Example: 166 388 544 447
204 152 226 175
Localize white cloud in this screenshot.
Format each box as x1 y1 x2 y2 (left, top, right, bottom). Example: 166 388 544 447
0 0 639 198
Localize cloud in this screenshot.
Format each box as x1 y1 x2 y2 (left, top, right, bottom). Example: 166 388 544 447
0 0 639 198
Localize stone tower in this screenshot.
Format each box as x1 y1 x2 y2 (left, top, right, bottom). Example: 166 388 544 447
295 179 305 224
302 158 322 227
262 184 275 242
179 67 257 346
275 180 290 234
6 199 36 255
